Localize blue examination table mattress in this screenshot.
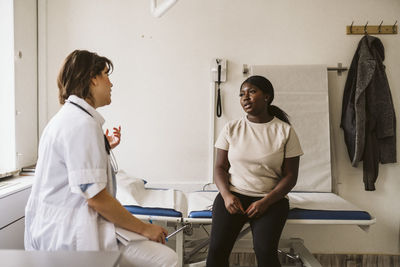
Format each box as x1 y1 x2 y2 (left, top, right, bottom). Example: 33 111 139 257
124 206 372 221
187 209 372 220
124 206 182 217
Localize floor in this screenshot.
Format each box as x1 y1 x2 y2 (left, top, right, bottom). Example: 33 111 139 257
314 254 400 267
227 253 400 267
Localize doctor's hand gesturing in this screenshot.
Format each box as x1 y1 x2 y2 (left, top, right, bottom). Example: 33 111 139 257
105 126 121 149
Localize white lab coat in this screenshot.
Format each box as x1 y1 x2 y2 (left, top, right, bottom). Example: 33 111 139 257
25 95 118 251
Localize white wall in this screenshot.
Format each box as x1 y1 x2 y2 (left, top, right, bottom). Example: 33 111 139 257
0 0 16 172
39 0 400 254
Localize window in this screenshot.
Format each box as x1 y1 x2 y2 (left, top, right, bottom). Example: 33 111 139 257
0 0 38 176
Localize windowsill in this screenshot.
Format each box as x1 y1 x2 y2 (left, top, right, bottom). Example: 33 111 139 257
0 175 33 199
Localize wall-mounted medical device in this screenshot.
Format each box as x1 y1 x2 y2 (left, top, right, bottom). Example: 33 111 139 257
211 58 227 83
211 59 227 118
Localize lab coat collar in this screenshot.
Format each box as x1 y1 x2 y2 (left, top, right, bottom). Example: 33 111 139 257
67 95 105 126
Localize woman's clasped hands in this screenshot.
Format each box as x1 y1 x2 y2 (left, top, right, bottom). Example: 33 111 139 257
223 193 245 215
223 193 269 218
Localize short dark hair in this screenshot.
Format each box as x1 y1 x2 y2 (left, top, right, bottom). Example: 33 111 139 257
57 50 113 104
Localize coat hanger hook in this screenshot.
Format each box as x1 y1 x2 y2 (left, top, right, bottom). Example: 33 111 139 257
350 21 354 34
393 20 398 33
364 21 368 34
378 20 383 33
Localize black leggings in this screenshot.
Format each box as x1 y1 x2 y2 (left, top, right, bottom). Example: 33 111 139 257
206 192 289 267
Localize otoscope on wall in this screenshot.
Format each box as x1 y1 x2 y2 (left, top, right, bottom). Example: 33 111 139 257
211 58 227 118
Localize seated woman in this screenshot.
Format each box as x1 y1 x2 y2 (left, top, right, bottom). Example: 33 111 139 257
206 75 303 267
24 50 178 267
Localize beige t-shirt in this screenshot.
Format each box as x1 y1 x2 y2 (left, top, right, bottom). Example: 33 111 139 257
215 116 303 197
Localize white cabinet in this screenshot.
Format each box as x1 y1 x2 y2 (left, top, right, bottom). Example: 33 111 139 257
0 217 25 249
0 185 32 249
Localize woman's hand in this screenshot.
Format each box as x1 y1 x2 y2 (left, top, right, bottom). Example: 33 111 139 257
223 193 245 215
245 198 269 218
244 156 300 219
105 126 121 149
142 223 168 244
88 189 168 244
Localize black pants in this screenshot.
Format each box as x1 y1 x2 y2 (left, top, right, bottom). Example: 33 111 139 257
206 192 289 267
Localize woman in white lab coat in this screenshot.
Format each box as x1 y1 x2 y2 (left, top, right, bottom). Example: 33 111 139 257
24 50 178 267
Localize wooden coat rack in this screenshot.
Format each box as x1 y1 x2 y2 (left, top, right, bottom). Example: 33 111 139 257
347 21 398 35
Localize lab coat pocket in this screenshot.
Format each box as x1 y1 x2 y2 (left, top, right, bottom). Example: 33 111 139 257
76 208 101 251
98 217 118 251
